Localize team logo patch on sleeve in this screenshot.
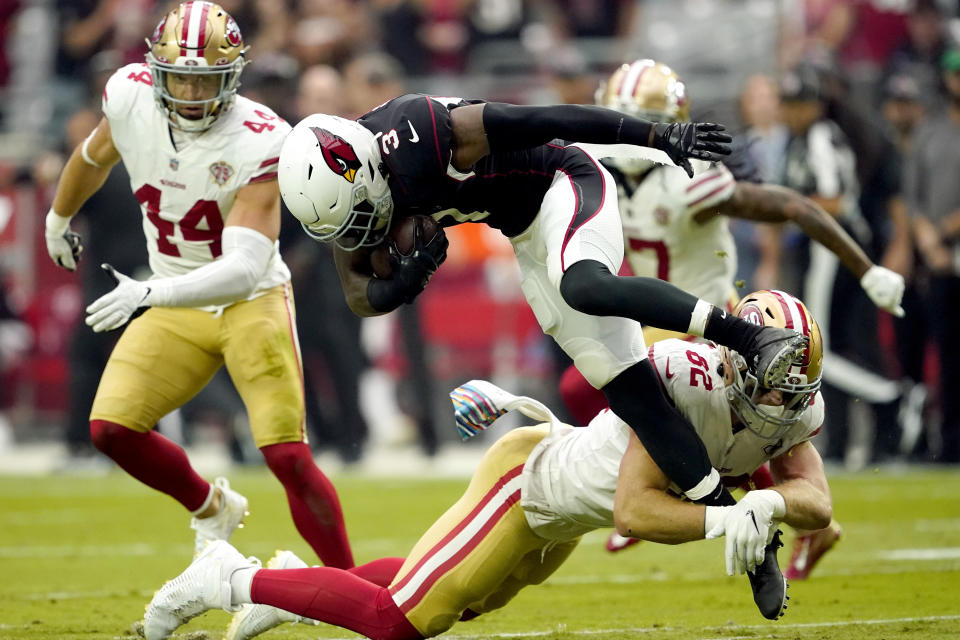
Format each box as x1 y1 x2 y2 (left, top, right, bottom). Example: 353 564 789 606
209 161 234 185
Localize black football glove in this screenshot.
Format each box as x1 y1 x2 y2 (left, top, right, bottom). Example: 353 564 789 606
388 224 449 303
652 122 733 178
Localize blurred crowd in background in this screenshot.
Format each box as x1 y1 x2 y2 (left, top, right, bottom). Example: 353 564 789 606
1 0 960 471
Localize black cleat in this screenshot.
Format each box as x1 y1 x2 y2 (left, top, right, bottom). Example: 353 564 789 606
747 529 788 620
745 327 808 389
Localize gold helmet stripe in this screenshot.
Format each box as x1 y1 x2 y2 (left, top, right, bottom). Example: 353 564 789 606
181 1 212 58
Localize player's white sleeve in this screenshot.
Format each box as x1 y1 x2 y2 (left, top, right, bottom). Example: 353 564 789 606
143 226 275 307
683 163 736 217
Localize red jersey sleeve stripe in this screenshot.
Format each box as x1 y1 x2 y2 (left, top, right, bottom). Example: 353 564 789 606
259 157 279 168
687 183 732 209
248 171 278 183
685 170 726 192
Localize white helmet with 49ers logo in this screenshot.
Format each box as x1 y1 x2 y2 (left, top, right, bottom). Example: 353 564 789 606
722 290 824 439
145 1 247 132
278 113 394 250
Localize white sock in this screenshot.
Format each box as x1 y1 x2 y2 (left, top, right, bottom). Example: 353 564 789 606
230 566 260 607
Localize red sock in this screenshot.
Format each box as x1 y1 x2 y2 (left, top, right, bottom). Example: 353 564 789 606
261 442 354 569
252 566 422 640
559 364 609 425
89 420 210 511
347 557 404 587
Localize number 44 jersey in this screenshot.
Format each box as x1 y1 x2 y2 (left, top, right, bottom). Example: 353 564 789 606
102 63 291 298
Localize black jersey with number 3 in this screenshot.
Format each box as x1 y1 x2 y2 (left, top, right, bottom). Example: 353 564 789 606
358 93 571 237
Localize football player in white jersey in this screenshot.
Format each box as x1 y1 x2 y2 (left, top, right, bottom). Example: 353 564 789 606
141 290 830 640
43 2 353 569
559 60 900 569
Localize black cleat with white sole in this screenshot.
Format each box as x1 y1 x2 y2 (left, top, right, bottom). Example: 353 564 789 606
745 327 809 389
747 529 789 620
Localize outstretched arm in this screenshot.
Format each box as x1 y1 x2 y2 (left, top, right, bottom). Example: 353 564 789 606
449 103 731 176
613 430 708 545
613 433 833 544
704 181 873 278
704 181 905 315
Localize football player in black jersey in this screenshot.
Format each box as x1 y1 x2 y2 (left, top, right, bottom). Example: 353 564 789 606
277 94 810 498
278 97 810 603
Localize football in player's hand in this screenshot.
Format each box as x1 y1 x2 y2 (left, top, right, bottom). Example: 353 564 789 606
370 215 443 278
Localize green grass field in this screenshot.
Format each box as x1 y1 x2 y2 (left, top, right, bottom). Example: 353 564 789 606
1 466 958 640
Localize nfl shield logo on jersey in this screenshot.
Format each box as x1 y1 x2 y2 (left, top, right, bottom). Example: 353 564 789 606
210 161 234 185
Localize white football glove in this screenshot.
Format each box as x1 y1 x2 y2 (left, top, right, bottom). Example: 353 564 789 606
85 264 151 333
45 209 83 271
860 265 905 317
705 489 786 576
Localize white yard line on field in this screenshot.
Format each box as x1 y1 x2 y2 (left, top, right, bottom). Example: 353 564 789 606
878 547 960 560
313 614 960 640
695 614 960 640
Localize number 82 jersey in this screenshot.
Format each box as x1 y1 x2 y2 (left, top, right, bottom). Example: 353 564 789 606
102 63 291 294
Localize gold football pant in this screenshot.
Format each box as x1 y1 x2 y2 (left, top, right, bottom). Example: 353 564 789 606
90 284 307 447
388 426 580 637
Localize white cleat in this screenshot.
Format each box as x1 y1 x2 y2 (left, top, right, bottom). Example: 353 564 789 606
191 477 249 557
143 540 259 640
224 550 319 640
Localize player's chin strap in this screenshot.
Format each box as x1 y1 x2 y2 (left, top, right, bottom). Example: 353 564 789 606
450 379 561 440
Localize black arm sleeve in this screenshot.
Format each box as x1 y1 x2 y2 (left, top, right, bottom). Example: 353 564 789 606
603 360 735 507
482 102 656 152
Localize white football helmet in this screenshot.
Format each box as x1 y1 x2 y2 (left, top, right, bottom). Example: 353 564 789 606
145 2 247 132
279 114 393 250
595 59 690 174
721 290 824 440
